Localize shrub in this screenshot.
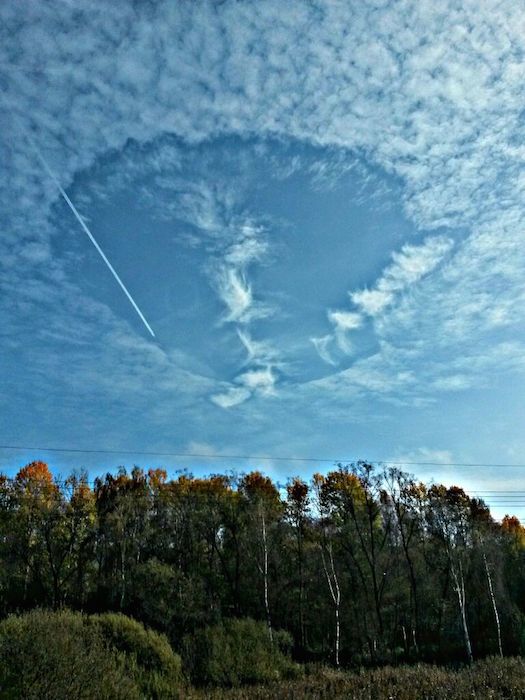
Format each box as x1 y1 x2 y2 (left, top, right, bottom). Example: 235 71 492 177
183 618 300 687
89 612 183 699
183 657 525 700
0 609 138 700
131 559 178 631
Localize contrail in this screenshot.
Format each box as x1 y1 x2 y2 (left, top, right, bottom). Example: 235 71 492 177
29 138 156 338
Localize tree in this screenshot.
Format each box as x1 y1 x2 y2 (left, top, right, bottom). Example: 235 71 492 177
383 468 426 654
286 477 310 651
238 471 283 642
427 486 473 663
312 472 342 666
1 460 525 669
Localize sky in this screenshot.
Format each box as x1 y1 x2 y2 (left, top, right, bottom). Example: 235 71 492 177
1 1 525 517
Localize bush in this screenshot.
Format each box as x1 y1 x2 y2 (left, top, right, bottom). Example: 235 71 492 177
0 609 183 700
90 612 183 699
0 609 138 700
183 657 525 699
183 618 300 687
132 559 178 631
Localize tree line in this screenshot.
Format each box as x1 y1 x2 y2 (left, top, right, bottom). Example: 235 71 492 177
1 459 525 666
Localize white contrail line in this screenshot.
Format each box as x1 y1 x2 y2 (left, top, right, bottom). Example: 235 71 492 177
29 139 156 338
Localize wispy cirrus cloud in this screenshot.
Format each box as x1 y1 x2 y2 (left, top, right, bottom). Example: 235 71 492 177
214 268 253 323
210 221 272 326
351 236 454 317
211 327 280 408
2 0 525 464
211 365 277 409
327 310 363 354
328 311 363 331
313 236 453 366
311 335 337 367
211 386 251 410
311 310 362 362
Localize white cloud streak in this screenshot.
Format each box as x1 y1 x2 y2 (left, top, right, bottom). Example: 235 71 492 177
315 237 453 365
328 310 363 331
212 221 271 326
311 335 337 366
30 138 156 338
211 386 251 409
215 268 253 323
3 0 525 422
350 236 453 317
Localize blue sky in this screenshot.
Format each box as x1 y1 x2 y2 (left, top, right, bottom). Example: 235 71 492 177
1 1 525 516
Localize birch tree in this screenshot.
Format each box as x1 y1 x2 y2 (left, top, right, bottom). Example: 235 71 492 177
312 473 342 666
383 468 426 653
239 471 282 643
427 486 473 663
286 477 310 650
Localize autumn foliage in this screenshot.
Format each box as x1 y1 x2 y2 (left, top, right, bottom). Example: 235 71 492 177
1 459 525 686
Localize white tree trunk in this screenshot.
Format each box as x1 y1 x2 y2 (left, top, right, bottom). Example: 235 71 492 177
482 547 503 657
451 559 473 663
321 544 341 666
259 505 273 643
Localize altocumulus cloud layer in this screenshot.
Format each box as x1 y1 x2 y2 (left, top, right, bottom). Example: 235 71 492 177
1 0 525 477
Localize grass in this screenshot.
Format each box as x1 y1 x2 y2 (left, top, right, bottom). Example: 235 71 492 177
185 657 525 699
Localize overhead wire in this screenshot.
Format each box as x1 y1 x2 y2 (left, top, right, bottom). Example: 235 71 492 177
1 444 525 469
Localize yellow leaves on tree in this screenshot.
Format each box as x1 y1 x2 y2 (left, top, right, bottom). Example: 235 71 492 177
502 515 525 550
239 471 281 511
15 461 53 486
286 477 309 510
15 461 58 506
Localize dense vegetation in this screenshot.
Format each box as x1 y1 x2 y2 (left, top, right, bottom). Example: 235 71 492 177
2 459 525 695
0 608 180 699
186 658 525 699
4 609 525 699
0 608 133 699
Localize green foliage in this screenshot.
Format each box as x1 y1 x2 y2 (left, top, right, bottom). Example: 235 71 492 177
89 612 183 699
132 558 178 630
183 618 300 687
0 609 183 700
0 609 138 700
184 657 525 699
2 462 525 669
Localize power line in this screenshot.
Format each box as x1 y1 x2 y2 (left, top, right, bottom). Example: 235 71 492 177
4 475 525 510
0 444 524 469
6 477 525 495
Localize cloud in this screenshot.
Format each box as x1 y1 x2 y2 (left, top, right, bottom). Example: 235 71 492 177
350 236 453 317
184 441 219 457
311 335 337 366
237 329 278 366
328 310 363 331
237 366 276 394
224 224 268 267
316 237 452 363
327 310 363 354
214 268 253 323
211 386 251 409
388 447 455 468
18 241 51 264
2 0 525 435
211 221 272 325
211 362 278 409
431 374 472 392
305 334 525 417
351 289 394 317
3 0 521 244
308 343 417 402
